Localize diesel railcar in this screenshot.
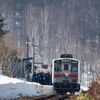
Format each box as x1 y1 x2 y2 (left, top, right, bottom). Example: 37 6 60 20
52 54 81 93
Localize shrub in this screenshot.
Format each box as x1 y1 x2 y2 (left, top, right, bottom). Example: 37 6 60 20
88 74 100 100
76 92 93 100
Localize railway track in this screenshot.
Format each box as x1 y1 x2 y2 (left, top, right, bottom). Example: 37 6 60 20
45 93 70 100
19 93 72 100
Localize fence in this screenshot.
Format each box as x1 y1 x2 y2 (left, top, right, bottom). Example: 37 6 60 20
11 60 31 79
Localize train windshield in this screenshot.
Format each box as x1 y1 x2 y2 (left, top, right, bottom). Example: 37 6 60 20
71 60 78 72
54 60 61 71
64 64 69 71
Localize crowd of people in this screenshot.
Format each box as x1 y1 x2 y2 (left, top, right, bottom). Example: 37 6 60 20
32 72 52 85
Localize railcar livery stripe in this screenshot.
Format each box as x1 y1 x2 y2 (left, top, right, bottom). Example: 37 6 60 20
54 75 62 78
70 75 78 78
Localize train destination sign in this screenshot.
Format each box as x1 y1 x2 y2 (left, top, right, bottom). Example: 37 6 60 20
62 59 70 63
71 60 78 64
54 60 61 63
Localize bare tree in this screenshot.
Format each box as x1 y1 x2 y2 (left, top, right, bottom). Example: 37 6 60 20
0 34 21 77
88 73 100 100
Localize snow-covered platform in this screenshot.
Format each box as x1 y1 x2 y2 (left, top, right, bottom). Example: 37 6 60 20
0 75 53 99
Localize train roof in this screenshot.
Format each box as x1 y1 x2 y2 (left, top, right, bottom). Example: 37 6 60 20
53 57 80 62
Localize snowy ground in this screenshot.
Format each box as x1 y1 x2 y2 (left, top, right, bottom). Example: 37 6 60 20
0 75 54 99
0 74 89 99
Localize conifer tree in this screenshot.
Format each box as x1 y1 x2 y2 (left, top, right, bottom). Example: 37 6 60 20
0 14 6 37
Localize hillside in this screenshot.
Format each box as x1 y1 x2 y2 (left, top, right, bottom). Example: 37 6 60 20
0 0 100 76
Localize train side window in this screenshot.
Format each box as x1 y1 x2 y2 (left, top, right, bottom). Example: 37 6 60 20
54 63 61 71
71 60 78 72
54 60 61 71
71 66 78 72
64 64 68 71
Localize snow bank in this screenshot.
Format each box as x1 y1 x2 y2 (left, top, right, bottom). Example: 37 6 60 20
38 85 54 94
81 73 88 86
81 85 89 91
0 75 53 99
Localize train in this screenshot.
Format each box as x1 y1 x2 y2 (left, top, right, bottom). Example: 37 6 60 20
52 54 81 93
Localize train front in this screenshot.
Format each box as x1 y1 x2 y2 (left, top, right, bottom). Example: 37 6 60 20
52 56 80 93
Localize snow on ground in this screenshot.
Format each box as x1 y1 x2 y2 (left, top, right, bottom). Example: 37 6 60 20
0 73 89 99
81 85 89 91
74 86 89 96
0 75 53 99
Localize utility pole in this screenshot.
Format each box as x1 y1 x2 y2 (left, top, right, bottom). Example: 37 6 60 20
26 35 29 58
32 31 35 75
26 31 43 76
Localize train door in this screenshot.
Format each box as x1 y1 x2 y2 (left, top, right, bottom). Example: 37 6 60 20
70 60 79 83
62 61 71 82
62 59 70 72
52 60 62 83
